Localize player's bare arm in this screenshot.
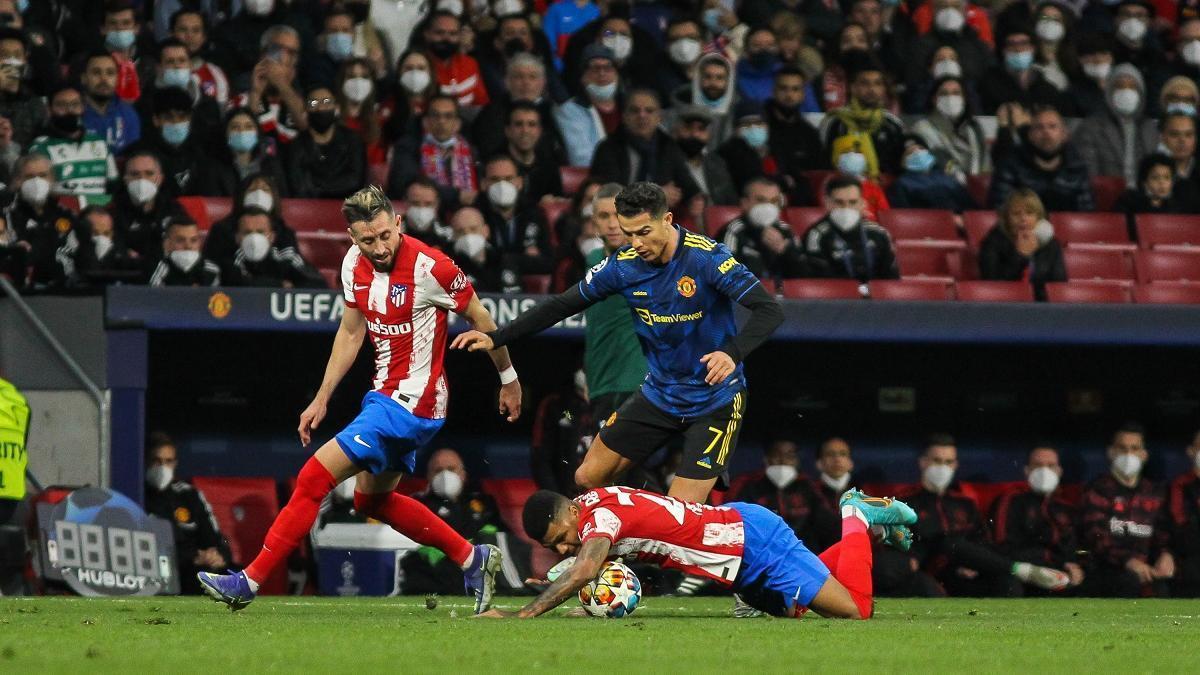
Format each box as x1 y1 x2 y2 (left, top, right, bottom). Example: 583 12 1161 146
298 305 366 445
478 536 611 618
458 293 522 422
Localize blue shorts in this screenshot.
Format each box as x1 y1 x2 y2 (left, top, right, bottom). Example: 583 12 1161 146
730 502 831 617
334 392 444 474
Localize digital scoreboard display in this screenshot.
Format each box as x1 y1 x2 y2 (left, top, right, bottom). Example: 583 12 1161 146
35 487 180 596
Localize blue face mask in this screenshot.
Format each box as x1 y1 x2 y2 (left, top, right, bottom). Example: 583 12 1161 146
162 121 191 146
17 0 27 13
1167 102 1197 117
703 8 725 35
1005 50 1034 72
228 130 258 153
105 29 136 51
739 124 768 149
904 148 936 173
326 32 354 61
162 67 191 89
837 151 868 176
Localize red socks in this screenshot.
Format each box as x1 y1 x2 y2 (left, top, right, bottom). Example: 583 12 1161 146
817 509 874 619
354 491 473 567
245 457 337 584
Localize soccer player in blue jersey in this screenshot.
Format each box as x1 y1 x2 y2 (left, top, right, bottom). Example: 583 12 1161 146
452 182 784 504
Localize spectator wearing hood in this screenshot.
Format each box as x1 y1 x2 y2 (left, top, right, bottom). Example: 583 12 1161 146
979 188 1066 301
911 75 991 180
554 44 621 166
1072 63 1157 185
670 52 738 149
888 135 976 211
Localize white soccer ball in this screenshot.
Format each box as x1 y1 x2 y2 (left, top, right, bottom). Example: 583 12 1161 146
578 561 642 618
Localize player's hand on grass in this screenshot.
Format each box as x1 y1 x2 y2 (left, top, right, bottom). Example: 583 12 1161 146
1152 552 1175 579
499 380 522 422
1125 557 1155 584
474 608 515 618
298 397 328 446
524 577 549 591
450 330 494 352
699 351 735 385
1064 562 1085 587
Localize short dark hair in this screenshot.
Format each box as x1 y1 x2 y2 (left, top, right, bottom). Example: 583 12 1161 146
427 93 460 112
522 490 570 542
83 48 117 71
616 181 668 219
816 435 849 461
1111 421 1146 444
824 173 862 197
158 36 189 59
404 175 440 196
104 0 136 17
153 86 193 115
506 100 541 125
79 204 111 223
124 149 163 172
164 216 197 234
743 176 781 198
484 153 517 173
146 431 174 456
238 206 272 224
924 433 957 451
169 8 208 33
775 65 806 82
0 27 28 53
1137 153 1174 187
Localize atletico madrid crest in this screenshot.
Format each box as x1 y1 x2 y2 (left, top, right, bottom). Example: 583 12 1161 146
390 283 408 308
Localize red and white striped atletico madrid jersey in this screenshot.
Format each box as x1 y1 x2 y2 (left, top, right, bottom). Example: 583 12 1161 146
341 236 474 419
575 487 745 585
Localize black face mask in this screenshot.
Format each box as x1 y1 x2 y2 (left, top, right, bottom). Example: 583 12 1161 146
1031 144 1063 161
677 136 706 158
308 110 337 133
748 50 778 70
51 113 81 134
429 41 458 59
503 38 528 58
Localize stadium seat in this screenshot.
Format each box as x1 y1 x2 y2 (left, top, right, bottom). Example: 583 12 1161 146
965 174 991 208
1135 214 1200 250
191 476 286 595
784 207 825 236
367 162 388 188
1062 248 1135 281
959 481 1025 516
1045 281 1133 304
1133 282 1200 304
878 209 959 241
961 210 996 251
296 232 352 270
1050 212 1132 249
560 166 588 196
521 274 551 294
780 279 864 299
318 267 339 289
869 278 955 301
540 200 569 234
1134 249 1200 283
1090 175 1127 212
895 241 966 279
281 199 351 232
179 196 233 230
702 206 740 237
955 280 1035 302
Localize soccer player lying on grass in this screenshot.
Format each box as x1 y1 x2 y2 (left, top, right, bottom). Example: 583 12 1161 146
476 486 917 619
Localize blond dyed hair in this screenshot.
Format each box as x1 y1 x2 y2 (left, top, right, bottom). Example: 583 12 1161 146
998 188 1046 237
342 185 395 228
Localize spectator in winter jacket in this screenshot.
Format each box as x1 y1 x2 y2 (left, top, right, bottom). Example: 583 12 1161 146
735 27 782 104
1113 154 1199 238
148 217 220 287
887 135 975 211
423 11 489 110
221 208 324 288
284 86 366 199
716 177 806 281
987 105 1095 211
553 44 621 167
589 89 699 209
389 94 479 210
819 52 906 176
802 174 898 282
673 105 737 211
979 188 1066 301
911 76 991 180
1072 63 1157 186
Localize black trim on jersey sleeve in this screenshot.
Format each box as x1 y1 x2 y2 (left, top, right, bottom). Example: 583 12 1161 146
719 283 783 363
488 285 595 348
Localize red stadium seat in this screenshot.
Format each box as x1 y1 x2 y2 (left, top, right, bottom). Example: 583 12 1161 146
281 199 349 232
1045 281 1133 303
179 196 233 230
962 210 996 251
367 162 388 188
521 274 551 294
296 231 352 270
878 209 959 241
895 241 966 279
702 206 741 237
318 267 339 289
1090 175 1127 212
956 280 1035 302
869 278 955 301
560 166 589 196
190 476 286 595
540 200 570 234
1135 213 1200 250
1133 282 1200 304
1135 249 1200 283
1050 212 1132 249
959 481 1025 516
802 170 837 199
780 279 864 299
1062 248 1135 281
784 207 825 236
965 174 991 208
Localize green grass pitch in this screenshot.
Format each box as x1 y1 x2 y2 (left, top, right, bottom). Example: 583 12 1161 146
1 596 1196 672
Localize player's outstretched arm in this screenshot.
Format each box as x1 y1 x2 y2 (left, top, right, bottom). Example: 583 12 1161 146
298 306 366 446
477 537 611 619
451 286 594 353
457 293 522 422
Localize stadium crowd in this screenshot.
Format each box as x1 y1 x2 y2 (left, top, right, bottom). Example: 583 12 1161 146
0 0 1197 298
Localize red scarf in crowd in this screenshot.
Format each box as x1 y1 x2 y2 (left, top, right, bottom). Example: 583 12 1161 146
419 135 477 192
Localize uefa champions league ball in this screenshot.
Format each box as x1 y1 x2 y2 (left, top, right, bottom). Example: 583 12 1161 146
578 561 641 618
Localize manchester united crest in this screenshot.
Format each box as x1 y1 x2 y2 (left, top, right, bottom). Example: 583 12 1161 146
677 275 696 298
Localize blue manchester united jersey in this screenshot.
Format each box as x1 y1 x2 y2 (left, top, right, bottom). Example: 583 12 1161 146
578 227 761 417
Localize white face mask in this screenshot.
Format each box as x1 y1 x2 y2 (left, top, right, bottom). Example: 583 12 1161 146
1028 466 1060 495
431 469 464 500
934 7 965 33
170 248 201 271
580 203 594 219
334 477 356 502
244 0 275 16
1082 61 1112 82
669 38 702 66
1112 453 1143 479
342 76 373 103
765 464 798 489
93 234 114 260
439 0 464 15
1035 19 1065 43
240 231 271 262
487 180 519 208
932 59 961 79
748 202 781 228
1112 88 1140 116
820 472 851 492
455 232 488 258
837 151 867 177
19 176 50 206
936 94 965 118
924 464 955 492
578 235 604 258
127 178 158 205
829 207 861 232
1118 18 1147 44
602 33 633 61
146 464 173 491
1183 40 1200 66
1034 219 1055 245
400 69 432 94
406 205 436 230
494 0 524 16
244 189 274 212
